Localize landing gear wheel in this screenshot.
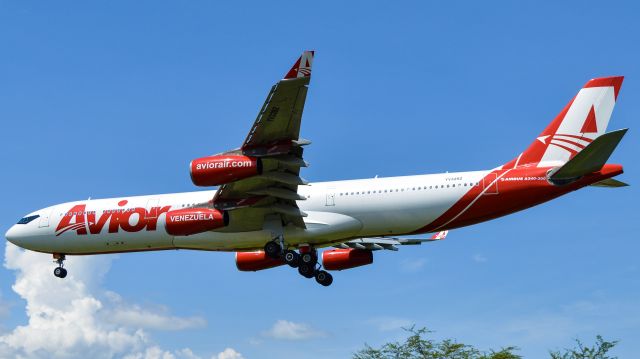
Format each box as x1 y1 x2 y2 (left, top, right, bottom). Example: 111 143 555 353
315 270 333 287
284 250 300 268
53 254 67 279
264 241 282 259
298 263 315 278
300 252 317 266
53 267 67 278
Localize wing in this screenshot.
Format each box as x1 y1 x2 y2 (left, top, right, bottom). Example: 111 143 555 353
334 231 449 251
213 51 315 232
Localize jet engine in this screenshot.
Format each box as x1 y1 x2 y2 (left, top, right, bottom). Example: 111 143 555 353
236 251 285 271
322 248 373 271
165 208 227 236
190 155 262 186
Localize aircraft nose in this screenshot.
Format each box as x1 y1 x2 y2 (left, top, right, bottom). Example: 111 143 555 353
5 225 19 245
5 224 28 248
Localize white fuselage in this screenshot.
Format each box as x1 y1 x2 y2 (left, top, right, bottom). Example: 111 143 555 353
7 170 489 254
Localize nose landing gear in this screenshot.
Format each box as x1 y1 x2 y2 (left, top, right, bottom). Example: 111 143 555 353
53 254 67 278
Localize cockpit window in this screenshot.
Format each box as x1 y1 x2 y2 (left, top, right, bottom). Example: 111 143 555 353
17 215 40 224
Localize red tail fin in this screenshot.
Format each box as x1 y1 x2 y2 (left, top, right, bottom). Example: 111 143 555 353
503 76 623 169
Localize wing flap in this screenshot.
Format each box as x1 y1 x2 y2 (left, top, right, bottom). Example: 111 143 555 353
336 231 448 251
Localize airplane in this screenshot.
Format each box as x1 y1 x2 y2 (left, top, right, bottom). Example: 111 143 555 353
5 51 629 287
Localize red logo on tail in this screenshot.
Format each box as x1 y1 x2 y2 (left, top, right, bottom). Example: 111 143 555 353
580 105 598 133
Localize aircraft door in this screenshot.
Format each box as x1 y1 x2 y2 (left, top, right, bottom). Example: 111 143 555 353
38 207 53 228
483 173 499 195
325 191 335 206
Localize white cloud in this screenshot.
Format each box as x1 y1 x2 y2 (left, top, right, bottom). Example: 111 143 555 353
107 300 206 331
262 320 325 341
472 253 488 263
122 346 177 359
368 316 413 332
215 348 244 359
0 243 207 359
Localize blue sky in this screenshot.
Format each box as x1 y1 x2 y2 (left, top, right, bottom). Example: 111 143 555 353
1 1 639 358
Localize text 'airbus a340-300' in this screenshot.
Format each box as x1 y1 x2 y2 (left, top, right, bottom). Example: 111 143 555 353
5 51 629 286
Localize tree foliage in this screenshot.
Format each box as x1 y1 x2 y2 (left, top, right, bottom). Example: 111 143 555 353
353 326 521 359
353 326 618 359
549 335 618 359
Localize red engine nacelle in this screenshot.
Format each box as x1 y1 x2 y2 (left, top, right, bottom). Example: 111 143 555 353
236 251 285 271
190 155 262 186
165 208 227 236
322 249 373 271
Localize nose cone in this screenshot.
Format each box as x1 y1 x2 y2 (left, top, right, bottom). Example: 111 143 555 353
5 225 20 246
4 224 25 248
5 224 32 249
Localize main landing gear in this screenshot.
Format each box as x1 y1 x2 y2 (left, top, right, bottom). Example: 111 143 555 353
264 240 333 287
53 253 67 278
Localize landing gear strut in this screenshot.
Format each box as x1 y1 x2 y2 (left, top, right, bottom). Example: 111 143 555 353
264 241 281 259
264 239 333 286
315 270 333 287
296 247 333 286
264 235 287 259
283 250 300 268
53 254 67 278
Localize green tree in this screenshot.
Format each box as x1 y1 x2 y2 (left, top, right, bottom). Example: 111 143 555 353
353 326 618 359
353 326 521 359
549 335 618 359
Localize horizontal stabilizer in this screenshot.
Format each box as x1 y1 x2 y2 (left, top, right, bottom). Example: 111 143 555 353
590 178 629 188
550 129 627 182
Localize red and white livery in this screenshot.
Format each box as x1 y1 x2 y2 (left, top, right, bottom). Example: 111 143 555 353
5 51 628 286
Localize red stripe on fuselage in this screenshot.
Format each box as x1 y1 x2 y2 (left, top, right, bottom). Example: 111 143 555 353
411 165 623 234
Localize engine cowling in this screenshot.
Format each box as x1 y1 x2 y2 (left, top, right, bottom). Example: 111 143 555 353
322 249 373 271
236 251 285 271
190 155 262 186
165 208 227 236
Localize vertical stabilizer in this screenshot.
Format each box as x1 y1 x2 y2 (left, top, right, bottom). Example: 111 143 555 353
503 76 623 169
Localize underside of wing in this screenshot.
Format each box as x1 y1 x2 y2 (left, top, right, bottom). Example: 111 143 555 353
196 51 315 232
334 231 449 251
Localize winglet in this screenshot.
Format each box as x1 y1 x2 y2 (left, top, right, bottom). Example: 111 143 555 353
430 230 448 240
284 51 314 79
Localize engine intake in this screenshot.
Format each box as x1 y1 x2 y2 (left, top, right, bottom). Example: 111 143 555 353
165 208 227 236
322 249 373 271
236 251 285 271
190 155 262 186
